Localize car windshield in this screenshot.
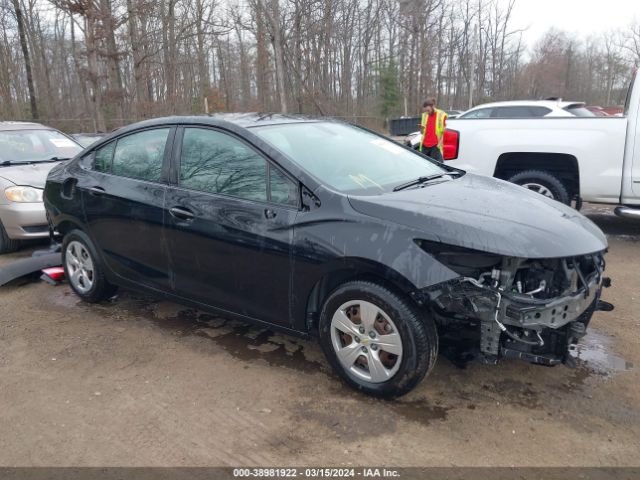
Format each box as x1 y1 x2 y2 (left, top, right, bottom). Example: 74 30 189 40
253 122 449 194
0 129 82 163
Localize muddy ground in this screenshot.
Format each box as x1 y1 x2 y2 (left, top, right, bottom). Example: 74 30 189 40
0 204 639 467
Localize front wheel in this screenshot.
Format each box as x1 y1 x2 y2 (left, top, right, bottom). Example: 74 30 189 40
62 229 117 302
507 169 571 205
0 220 21 254
318 281 438 398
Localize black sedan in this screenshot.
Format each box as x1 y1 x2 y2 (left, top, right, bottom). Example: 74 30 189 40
44 114 610 397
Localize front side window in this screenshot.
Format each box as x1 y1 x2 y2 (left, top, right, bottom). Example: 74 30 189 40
180 128 268 202
269 167 298 206
93 142 115 173
111 128 170 182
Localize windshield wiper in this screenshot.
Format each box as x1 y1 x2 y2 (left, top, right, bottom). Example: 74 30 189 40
0 160 36 167
40 156 71 162
0 157 70 167
393 172 459 192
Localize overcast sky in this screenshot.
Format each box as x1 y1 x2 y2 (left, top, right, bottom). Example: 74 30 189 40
501 0 640 45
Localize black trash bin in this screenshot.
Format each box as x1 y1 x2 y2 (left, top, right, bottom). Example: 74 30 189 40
388 116 421 136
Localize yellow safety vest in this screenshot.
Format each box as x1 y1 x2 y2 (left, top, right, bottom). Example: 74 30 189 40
420 108 448 153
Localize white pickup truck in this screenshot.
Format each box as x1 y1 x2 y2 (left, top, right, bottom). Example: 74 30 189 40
407 71 640 218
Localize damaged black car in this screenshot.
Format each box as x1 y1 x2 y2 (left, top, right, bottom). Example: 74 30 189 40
44 114 611 398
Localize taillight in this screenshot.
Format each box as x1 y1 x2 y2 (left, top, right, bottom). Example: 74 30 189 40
443 129 459 161
41 267 65 285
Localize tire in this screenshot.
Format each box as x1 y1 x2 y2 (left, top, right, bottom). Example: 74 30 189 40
318 280 438 398
62 229 117 302
507 170 571 205
0 220 21 254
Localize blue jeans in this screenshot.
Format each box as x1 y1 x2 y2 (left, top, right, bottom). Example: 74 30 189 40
421 145 443 162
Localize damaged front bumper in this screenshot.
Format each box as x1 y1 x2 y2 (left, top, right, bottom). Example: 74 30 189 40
421 253 612 367
504 273 602 330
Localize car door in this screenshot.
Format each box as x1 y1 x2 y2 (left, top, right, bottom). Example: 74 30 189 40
79 127 174 291
164 126 300 327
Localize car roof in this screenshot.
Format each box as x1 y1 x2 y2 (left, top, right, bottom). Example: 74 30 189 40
0 121 50 131
113 113 323 133
209 112 324 127
466 100 585 111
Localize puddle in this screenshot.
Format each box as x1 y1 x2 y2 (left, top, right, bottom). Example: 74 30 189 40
569 331 633 376
115 295 329 374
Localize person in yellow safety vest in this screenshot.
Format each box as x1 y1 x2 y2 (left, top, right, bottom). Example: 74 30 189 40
418 98 448 162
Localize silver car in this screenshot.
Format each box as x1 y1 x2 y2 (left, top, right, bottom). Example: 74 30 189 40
0 122 83 253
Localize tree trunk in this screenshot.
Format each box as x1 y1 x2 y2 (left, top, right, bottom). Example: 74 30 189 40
258 0 287 113
255 0 270 110
12 0 38 119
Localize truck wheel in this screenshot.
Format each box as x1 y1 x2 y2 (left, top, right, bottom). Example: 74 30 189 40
507 170 571 205
318 280 438 398
0 220 21 254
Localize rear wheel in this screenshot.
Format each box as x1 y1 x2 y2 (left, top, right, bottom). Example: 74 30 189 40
62 229 117 302
318 280 438 398
0 220 21 254
507 170 571 205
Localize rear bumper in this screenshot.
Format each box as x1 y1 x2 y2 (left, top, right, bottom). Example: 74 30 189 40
0 202 49 239
614 206 640 219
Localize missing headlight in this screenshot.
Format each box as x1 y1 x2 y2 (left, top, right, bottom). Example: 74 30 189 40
414 239 502 277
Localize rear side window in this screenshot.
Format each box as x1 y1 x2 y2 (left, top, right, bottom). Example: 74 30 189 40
493 106 549 118
180 127 268 202
93 142 115 172
111 129 170 182
529 106 552 117
565 106 596 117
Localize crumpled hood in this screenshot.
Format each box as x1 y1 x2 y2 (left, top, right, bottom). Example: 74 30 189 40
0 162 58 188
348 173 607 259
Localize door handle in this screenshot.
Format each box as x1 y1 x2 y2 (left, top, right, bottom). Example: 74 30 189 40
169 206 195 220
264 208 277 219
88 186 105 196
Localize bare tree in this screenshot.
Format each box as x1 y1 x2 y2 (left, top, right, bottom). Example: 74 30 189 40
0 0 635 131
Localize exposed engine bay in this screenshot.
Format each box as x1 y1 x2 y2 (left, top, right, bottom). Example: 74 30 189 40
417 242 613 366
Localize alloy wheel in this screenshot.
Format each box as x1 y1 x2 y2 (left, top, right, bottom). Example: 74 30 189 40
330 300 403 383
521 182 555 199
66 241 95 294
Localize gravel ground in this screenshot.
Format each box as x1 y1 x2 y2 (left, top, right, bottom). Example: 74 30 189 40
0 204 638 467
